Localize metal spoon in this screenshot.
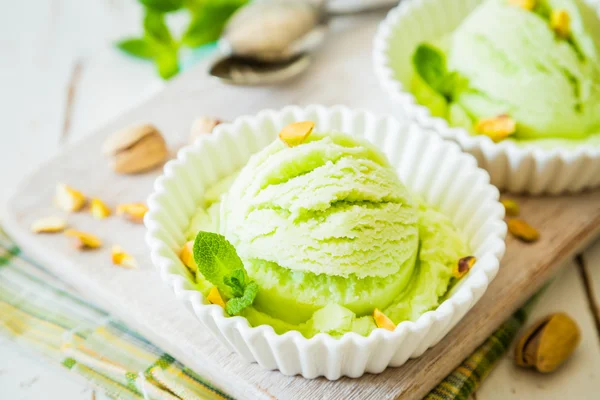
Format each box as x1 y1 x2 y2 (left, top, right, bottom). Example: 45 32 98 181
208 0 395 86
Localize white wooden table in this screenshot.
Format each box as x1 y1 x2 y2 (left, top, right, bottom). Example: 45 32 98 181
1 1 599 399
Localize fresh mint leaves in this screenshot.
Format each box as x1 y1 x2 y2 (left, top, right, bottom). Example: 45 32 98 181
225 282 258 315
116 0 248 79
144 9 174 46
412 43 463 101
183 3 244 47
193 231 258 315
139 0 183 13
116 38 155 59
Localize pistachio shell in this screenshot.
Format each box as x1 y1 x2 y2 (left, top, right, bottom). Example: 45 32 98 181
103 123 158 155
190 117 222 144
103 124 168 174
111 132 168 174
514 312 581 373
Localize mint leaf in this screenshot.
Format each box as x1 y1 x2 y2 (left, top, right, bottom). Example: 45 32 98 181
412 44 468 101
193 232 244 298
438 71 461 98
182 3 243 47
413 44 448 94
116 38 156 59
223 269 246 297
226 282 258 316
144 9 174 45
141 9 179 79
193 231 258 315
155 48 179 79
139 0 183 13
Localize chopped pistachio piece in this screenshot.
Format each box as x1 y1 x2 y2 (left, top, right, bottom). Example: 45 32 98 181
65 229 102 250
278 121 315 147
207 287 226 308
31 216 67 233
90 198 111 219
453 256 476 278
508 219 540 242
501 199 520 217
56 183 86 212
373 308 396 331
475 114 516 142
111 245 138 269
551 9 570 39
116 203 148 224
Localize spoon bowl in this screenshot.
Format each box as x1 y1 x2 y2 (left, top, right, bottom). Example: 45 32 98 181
209 54 312 86
220 0 327 63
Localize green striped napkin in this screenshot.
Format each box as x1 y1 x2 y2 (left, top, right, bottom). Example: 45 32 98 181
0 227 534 400
0 228 230 400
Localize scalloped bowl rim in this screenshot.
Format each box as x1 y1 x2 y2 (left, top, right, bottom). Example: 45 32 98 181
145 104 506 349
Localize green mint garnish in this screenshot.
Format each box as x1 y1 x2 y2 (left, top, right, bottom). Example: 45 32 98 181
193 231 258 315
225 282 259 315
116 0 248 80
412 43 464 101
139 0 183 13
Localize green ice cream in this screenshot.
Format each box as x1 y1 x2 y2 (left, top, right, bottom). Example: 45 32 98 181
186 132 469 337
410 0 600 146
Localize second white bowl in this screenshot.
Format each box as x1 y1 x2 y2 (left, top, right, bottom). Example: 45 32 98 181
145 105 506 379
374 0 600 194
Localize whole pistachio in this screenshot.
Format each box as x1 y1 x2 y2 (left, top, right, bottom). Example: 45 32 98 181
514 312 581 373
189 117 222 144
102 124 168 174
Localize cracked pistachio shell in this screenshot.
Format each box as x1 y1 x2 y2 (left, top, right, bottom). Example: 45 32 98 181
515 312 580 373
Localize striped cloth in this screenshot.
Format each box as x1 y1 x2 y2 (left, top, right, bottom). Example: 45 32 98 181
0 228 231 400
0 227 535 400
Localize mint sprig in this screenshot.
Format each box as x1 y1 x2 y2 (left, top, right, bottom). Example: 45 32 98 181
225 282 258 315
116 0 248 79
139 0 183 13
193 231 258 315
412 43 464 101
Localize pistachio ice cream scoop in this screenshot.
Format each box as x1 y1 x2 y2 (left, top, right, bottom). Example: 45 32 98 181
187 128 469 336
411 0 600 144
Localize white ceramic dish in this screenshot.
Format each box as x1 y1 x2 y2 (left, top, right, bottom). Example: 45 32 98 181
373 0 600 194
145 105 506 379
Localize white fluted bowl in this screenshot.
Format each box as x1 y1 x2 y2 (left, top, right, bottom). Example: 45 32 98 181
145 105 506 379
373 0 600 194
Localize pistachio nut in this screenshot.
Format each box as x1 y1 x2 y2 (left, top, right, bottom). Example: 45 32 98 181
475 114 516 142
515 312 581 373
103 123 168 174
508 219 540 243
453 256 476 279
189 117 222 144
501 198 520 217
551 9 570 39
279 121 315 147
373 308 396 331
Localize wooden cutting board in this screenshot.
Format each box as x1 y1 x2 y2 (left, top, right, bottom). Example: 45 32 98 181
4 13 600 400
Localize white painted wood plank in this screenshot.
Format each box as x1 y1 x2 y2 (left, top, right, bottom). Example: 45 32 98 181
0 0 151 207
476 262 600 400
0 338 95 400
